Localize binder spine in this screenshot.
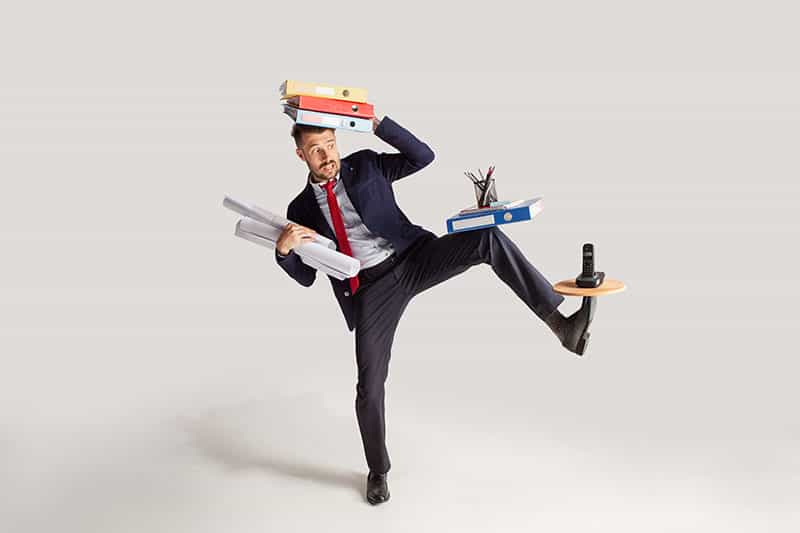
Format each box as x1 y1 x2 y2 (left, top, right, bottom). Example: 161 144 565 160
446 205 536 233
287 95 375 119
280 80 368 102
285 105 372 132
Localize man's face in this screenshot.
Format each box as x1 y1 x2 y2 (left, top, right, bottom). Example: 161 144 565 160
296 130 340 183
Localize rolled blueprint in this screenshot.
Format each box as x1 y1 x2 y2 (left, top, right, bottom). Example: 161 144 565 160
223 195 335 250
235 217 360 280
293 241 361 279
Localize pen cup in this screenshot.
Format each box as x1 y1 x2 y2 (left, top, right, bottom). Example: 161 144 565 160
474 180 498 207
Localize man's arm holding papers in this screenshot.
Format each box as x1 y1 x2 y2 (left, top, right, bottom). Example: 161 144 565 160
275 203 318 287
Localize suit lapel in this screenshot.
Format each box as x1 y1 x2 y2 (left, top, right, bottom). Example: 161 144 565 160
300 180 336 242
339 162 362 215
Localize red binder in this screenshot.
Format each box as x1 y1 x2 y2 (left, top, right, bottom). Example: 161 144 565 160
284 95 375 119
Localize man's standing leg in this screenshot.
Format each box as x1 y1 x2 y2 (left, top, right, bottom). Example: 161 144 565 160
352 271 411 503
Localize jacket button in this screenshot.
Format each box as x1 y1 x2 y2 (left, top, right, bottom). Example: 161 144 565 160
344 291 350 296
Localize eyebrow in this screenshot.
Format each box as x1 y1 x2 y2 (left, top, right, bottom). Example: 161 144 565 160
308 138 335 149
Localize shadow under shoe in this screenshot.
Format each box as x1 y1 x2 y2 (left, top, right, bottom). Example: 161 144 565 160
366 471 390 505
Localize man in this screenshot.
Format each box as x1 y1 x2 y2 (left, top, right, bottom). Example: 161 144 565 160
275 113 594 505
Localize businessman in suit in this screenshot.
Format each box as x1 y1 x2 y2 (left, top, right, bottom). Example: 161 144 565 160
275 114 595 505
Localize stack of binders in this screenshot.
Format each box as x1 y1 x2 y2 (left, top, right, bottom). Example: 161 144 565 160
280 80 375 133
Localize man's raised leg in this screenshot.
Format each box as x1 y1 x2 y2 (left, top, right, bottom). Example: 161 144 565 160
394 228 594 354
397 227 564 319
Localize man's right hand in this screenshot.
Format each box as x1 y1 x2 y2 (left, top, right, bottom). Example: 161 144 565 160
276 223 318 256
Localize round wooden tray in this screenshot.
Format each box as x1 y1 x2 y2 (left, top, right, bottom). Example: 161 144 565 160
554 278 626 296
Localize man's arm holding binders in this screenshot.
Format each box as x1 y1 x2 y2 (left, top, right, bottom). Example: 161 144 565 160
372 115 435 183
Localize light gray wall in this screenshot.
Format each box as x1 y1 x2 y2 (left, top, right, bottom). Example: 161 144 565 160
2 1 798 531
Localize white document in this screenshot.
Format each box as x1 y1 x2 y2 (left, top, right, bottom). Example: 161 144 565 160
292 240 361 279
223 195 335 250
234 217 360 281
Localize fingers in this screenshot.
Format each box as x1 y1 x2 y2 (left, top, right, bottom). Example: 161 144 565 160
285 222 317 234
285 223 317 238
280 223 317 253
290 228 315 240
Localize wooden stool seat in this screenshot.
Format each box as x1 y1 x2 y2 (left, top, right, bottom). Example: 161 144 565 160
554 278 626 297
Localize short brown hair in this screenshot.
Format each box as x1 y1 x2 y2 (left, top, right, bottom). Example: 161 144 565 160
291 123 334 147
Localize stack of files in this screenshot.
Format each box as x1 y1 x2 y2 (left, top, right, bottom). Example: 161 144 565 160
446 197 544 234
280 79 375 133
223 195 361 280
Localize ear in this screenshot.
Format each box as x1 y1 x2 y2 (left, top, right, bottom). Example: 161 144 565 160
295 147 305 162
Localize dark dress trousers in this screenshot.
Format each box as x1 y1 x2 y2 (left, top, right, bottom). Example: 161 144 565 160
276 116 564 473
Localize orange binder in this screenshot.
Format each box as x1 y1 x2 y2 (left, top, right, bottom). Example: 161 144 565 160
284 95 375 119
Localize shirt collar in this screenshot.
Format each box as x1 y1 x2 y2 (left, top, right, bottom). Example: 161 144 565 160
309 171 340 190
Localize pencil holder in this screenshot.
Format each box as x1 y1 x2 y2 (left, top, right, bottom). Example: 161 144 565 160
474 180 498 207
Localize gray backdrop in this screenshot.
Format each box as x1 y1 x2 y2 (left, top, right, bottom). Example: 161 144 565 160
2 1 798 531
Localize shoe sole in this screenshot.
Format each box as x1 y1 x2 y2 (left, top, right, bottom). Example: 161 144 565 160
576 332 590 356
367 492 390 505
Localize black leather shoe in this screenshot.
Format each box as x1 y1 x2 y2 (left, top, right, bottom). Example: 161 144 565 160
366 471 390 505
560 296 596 356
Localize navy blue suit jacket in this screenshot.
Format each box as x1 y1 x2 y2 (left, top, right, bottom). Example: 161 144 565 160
276 116 437 331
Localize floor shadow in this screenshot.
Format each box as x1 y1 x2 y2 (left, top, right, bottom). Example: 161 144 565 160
175 411 364 498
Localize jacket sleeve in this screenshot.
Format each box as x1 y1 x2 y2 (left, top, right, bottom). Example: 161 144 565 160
275 203 317 287
373 115 435 183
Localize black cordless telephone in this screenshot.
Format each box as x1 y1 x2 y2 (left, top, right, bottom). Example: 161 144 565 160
576 243 605 288
581 244 594 277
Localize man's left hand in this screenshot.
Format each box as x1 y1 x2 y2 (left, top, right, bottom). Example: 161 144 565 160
372 114 382 132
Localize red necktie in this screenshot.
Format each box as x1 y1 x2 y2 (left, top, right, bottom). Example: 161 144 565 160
323 179 360 294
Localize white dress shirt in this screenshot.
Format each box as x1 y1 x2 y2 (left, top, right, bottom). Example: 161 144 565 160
310 172 395 269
